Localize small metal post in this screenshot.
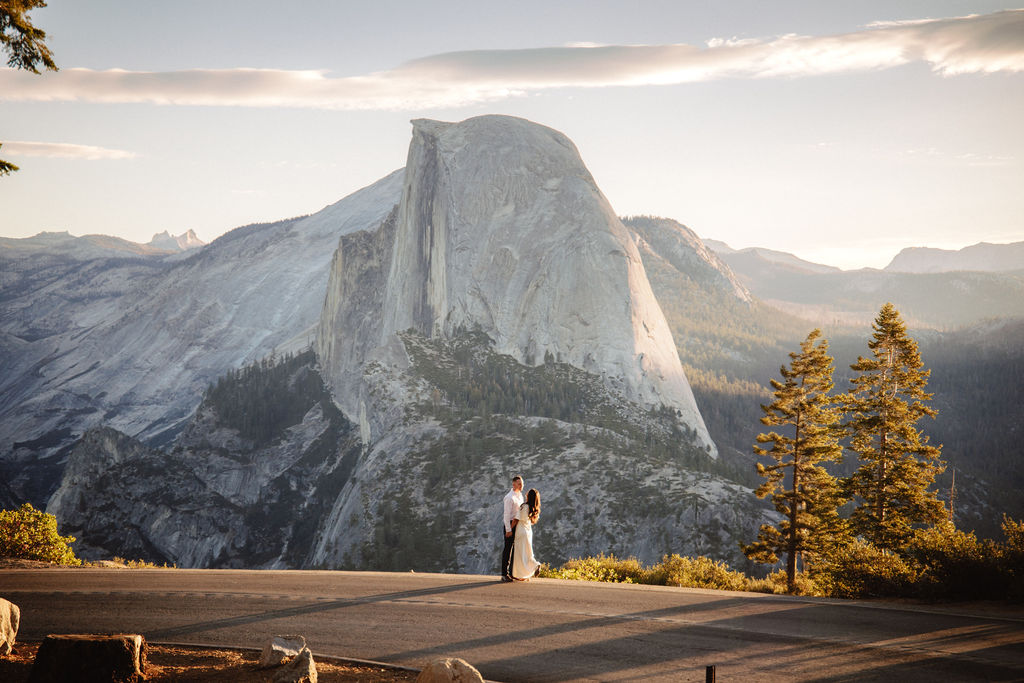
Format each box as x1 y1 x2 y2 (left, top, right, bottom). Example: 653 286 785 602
706 664 716 682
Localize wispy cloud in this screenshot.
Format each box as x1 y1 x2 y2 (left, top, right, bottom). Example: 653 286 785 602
1 10 1021 110
1 141 137 160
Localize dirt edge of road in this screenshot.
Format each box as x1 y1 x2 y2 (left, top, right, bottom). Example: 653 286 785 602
0 641 420 682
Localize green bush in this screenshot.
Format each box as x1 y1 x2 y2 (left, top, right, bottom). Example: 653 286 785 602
0 503 81 566
1001 516 1024 600
649 554 751 591
541 553 759 592
534 528 1024 601
761 569 822 596
809 538 916 599
904 522 1004 600
540 553 649 583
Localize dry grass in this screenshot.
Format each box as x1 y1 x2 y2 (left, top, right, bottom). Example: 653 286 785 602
0 642 419 682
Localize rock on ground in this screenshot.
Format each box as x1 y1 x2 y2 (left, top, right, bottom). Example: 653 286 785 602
259 634 308 668
415 656 484 683
272 646 317 683
27 633 145 683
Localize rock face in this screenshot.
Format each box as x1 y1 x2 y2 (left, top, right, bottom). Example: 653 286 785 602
0 170 403 506
624 216 752 304
147 229 205 252
47 351 363 568
319 115 713 454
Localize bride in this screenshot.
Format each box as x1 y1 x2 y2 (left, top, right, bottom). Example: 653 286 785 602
512 488 541 581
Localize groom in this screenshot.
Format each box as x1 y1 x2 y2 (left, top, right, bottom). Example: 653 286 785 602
501 475 524 582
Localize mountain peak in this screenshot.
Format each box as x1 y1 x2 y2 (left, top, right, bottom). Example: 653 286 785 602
319 114 715 455
148 229 205 252
885 241 1024 273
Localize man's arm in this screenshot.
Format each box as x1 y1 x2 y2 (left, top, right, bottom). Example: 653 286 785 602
503 495 521 535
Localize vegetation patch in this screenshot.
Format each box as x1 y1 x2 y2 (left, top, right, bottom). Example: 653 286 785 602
399 328 725 476
202 349 335 447
0 503 80 566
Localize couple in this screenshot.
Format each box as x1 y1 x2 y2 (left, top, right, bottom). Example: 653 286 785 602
500 475 542 582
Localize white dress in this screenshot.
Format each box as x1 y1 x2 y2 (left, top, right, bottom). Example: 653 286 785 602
511 503 540 579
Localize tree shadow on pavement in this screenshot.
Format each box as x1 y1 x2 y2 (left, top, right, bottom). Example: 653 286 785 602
145 581 485 641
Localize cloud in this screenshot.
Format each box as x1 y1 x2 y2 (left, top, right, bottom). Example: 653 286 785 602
0 10 1021 110
0 141 137 160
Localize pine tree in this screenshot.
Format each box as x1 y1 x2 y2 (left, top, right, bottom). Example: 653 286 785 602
1 0 57 175
743 329 846 592
843 302 946 551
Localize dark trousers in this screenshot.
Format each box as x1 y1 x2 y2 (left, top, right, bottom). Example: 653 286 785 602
501 526 515 578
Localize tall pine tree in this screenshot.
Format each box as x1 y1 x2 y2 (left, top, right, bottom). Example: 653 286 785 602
843 302 946 551
743 329 846 592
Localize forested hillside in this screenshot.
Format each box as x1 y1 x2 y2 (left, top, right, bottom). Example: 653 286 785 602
639 239 1024 536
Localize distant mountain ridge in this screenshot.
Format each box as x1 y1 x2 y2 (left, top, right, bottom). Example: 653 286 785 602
885 241 1024 273
702 240 840 275
705 240 1024 329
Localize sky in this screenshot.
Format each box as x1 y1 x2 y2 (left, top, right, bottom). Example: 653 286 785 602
1 1 1022 270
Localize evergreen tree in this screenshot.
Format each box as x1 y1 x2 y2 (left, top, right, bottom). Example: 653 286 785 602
843 302 946 551
1 0 57 175
0 143 18 176
743 329 846 592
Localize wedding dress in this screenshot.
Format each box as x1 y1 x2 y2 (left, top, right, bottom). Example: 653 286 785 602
511 502 540 579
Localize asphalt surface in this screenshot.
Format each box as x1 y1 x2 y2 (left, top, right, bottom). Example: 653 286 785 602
2 569 1023 682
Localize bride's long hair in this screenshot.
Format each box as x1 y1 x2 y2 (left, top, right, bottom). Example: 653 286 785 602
525 488 540 524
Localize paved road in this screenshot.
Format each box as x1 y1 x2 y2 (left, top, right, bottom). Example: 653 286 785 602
3 569 1024 682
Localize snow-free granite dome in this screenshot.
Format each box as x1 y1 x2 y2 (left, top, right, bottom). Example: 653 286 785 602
320 114 715 455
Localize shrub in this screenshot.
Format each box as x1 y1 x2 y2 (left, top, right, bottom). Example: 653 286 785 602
649 554 750 591
540 553 649 583
809 538 916 598
1001 516 1024 601
541 553 754 591
0 503 81 566
761 569 822 596
904 522 1004 600
107 556 175 569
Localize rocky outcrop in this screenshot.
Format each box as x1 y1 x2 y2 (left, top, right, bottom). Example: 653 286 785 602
623 216 751 304
307 330 770 573
47 352 364 568
0 170 403 507
316 208 399 439
320 115 714 455
147 229 205 252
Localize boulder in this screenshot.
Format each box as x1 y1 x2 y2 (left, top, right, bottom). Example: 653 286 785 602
28 634 146 682
416 657 485 683
272 646 317 683
259 634 307 668
0 598 19 656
